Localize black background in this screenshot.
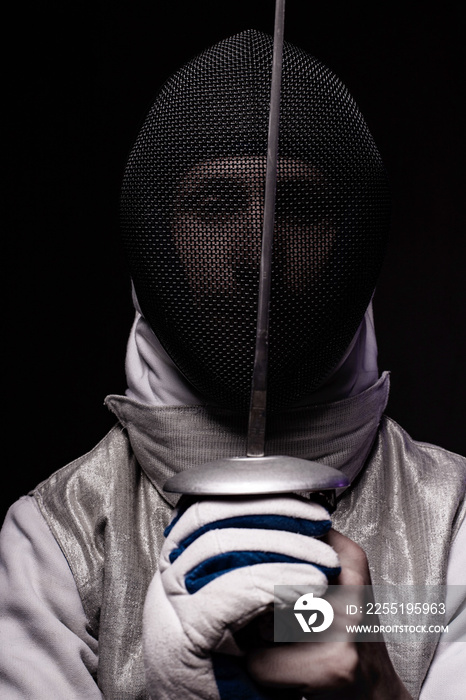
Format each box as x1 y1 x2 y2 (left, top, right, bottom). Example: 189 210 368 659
4 0 465 521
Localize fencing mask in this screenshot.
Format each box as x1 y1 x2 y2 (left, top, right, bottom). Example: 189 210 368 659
120 30 390 411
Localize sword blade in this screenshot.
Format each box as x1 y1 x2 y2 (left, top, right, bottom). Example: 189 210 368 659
247 0 286 457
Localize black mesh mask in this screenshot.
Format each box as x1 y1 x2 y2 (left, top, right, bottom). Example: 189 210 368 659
120 30 390 411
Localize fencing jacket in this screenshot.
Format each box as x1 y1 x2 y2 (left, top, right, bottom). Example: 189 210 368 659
0 307 465 699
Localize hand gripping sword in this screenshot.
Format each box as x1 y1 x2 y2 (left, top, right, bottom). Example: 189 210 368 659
164 0 349 501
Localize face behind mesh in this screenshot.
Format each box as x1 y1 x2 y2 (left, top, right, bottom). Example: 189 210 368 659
120 30 390 410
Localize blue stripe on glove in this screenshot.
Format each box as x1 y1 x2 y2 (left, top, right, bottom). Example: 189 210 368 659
169 514 332 564
185 550 340 593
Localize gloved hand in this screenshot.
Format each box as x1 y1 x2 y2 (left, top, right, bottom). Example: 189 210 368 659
143 494 340 700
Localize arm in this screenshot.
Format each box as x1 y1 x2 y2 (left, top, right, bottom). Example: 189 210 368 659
419 516 466 699
0 496 103 699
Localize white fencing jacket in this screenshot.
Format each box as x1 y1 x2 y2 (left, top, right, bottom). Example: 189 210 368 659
0 306 464 698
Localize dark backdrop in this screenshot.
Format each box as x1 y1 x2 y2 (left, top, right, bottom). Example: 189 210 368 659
4 0 465 521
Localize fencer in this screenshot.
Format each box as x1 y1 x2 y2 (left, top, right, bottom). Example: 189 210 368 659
1 30 464 700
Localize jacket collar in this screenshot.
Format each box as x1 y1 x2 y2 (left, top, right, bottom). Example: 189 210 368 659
105 372 389 506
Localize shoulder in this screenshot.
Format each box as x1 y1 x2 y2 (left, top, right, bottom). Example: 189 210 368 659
380 415 466 477
32 423 142 528
34 423 132 500
378 415 466 535
1 494 60 552
28 423 170 636
31 424 138 602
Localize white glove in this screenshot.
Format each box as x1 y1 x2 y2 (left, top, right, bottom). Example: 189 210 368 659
143 494 340 700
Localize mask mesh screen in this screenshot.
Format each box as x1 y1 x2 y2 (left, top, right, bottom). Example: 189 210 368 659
121 30 390 410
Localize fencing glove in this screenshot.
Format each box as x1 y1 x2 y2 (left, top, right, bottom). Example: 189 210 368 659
143 494 340 699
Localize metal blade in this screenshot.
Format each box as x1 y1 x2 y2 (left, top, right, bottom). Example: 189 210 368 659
246 0 286 458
